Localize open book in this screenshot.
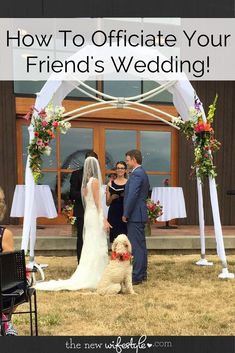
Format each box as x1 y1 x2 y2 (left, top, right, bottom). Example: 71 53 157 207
108 184 125 196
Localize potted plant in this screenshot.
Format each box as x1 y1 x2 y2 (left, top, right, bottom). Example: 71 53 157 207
145 198 163 236
62 201 77 236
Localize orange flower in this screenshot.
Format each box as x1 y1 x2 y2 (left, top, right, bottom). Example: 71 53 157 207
204 123 212 132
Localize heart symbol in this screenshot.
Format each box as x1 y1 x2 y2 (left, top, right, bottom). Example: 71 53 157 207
147 343 152 348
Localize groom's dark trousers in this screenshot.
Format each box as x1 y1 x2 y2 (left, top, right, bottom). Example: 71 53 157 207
127 222 148 282
123 166 150 283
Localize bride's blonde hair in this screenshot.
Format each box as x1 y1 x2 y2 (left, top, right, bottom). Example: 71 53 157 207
0 187 7 222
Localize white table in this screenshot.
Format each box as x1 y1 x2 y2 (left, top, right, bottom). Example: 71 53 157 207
10 185 57 259
11 184 108 219
151 187 186 227
10 185 57 218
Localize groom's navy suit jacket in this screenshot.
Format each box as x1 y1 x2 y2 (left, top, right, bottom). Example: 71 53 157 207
123 166 150 223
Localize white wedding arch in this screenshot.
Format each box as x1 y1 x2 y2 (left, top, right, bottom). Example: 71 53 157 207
22 46 234 279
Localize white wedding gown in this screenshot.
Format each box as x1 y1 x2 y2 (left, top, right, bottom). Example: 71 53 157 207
35 178 108 291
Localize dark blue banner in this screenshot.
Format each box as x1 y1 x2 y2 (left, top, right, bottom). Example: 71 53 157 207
0 336 234 353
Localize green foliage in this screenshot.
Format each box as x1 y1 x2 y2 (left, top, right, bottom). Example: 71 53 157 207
172 95 221 181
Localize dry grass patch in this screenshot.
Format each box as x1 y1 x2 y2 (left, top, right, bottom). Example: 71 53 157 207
13 254 235 336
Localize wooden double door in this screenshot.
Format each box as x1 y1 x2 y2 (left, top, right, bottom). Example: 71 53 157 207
17 119 178 224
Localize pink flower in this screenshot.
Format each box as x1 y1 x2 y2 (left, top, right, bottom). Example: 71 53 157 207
38 109 47 118
24 105 38 120
36 139 43 146
42 120 48 127
52 121 59 128
194 122 212 133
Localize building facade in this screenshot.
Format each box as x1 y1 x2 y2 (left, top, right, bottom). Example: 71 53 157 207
1 1 234 225
0 80 234 225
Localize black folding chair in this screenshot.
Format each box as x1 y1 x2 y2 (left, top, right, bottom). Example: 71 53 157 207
0 250 38 336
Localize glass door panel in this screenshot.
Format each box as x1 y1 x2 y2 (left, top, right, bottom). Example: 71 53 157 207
140 131 171 172
60 128 93 169
60 172 72 208
105 129 137 169
147 174 171 189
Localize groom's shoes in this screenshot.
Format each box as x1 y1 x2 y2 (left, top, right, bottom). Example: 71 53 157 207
132 276 147 285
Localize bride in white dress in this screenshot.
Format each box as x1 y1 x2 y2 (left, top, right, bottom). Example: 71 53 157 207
36 157 110 291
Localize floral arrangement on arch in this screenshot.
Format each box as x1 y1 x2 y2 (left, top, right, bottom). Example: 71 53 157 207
25 103 71 183
62 202 76 225
146 198 163 224
171 94 221 180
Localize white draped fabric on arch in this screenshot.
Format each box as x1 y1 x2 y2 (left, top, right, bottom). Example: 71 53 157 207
22 46 234 279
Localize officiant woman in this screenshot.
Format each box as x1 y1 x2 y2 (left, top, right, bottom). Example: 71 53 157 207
106 161 128 243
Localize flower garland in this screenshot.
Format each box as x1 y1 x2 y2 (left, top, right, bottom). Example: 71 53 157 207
172 95 221 181
25 103 71 183
146 198 163 224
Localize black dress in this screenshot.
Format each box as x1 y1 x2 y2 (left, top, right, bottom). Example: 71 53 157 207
107 181 128 243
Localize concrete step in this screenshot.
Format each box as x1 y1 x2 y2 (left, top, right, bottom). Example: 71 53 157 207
14 235 235 256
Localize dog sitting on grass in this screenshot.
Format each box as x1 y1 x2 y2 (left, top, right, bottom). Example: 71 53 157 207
97 234 136 295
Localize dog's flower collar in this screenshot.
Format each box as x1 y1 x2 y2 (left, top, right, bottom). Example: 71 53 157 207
111 251 132 262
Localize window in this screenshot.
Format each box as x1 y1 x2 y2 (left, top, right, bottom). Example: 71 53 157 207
103 81 141 98
104 126 176 189
14 80 173 103
140 131 171 171
14 81 97 99
105 129 137 169
143 81 173 103
17 98 178 224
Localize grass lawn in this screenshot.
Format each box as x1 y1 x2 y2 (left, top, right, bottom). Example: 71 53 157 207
13 254 235 336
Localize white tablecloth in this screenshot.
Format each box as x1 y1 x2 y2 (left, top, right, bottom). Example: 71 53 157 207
151 187 187 222
10 185 57 218
11 185 108 219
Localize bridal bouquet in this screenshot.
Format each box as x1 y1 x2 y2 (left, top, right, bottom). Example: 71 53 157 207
146 198 163 224
62 202 76 225
25 103 71 183
171 95 221 181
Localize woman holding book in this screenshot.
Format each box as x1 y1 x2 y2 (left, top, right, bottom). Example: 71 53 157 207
106 161 128 243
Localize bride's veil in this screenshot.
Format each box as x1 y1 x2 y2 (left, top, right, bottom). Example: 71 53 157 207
81 156 103 212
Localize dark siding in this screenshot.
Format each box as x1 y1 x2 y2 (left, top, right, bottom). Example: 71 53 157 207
1 0 234 17
0 82 17 224
179 81 235 225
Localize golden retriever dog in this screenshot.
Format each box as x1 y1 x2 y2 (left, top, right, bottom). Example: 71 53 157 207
97 234 136 295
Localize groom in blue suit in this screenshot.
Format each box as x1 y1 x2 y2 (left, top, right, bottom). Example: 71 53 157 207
122 150 150 285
